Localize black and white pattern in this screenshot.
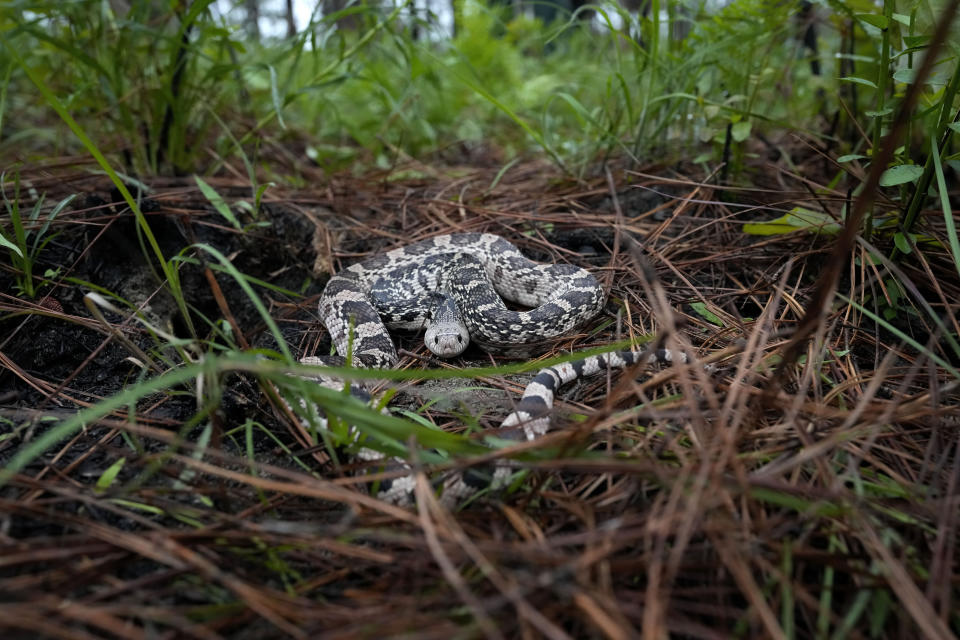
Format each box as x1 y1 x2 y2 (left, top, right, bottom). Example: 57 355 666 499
437 347 686 506
299 233 687 506
317 233 606 367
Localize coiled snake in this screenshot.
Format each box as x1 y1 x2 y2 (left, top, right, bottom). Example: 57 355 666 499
298 233 685 506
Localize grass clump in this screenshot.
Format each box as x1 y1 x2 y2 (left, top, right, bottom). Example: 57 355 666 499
0 0 863 175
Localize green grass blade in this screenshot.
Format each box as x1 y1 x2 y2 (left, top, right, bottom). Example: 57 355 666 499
838 294 960 380
195 176 242 230
929 137 960 280
0 361 206 487
3 41 196 334
186 243 294 362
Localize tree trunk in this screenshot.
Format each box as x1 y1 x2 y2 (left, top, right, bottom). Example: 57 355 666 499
244 0 260 39
285 0 297 37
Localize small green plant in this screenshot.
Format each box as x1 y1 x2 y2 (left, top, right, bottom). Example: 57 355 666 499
0 174 75 298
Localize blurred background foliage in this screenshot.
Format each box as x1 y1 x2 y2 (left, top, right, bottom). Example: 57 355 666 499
0 0 957 182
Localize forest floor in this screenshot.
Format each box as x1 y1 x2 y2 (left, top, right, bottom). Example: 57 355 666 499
1 149 958 638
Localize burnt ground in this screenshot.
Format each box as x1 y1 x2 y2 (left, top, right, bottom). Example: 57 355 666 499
1 154 958 638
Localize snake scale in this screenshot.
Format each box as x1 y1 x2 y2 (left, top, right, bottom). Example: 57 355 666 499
298 233 685 506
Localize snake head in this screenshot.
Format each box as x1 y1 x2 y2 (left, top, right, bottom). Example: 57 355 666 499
424 294 470 358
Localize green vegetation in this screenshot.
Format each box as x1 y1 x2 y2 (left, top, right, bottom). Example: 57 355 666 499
2 0 956 219
0 174 74 297
1 0 958 637
3 1 957 188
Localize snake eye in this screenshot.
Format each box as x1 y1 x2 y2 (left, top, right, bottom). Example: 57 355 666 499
457 335 463 344
434 336 439 344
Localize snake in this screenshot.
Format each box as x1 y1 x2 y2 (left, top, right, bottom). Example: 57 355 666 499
296 232 686 506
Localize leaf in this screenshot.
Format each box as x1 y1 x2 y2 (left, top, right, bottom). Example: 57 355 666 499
107 499 165 516
893 232 914 254
891 13 911 26
32 193 76 255
731 120 752 142
879 164 923 186
689 302 723 326
903 36 929 48
865 108 893 117
698 126 718 143
254 182 274 214
840 76 878 89
948 122 960 134
743 207 842 236
268 65 286 130
856 14 889 29
869 588 894 637
836 53 877 63
95 457 126 493
892 68 916 84
0 231 24 259
195 176 242 229
884 278 902 306
837 154 866 163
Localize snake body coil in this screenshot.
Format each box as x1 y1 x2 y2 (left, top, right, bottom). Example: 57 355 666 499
318 233 607 367
301 232 684 505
